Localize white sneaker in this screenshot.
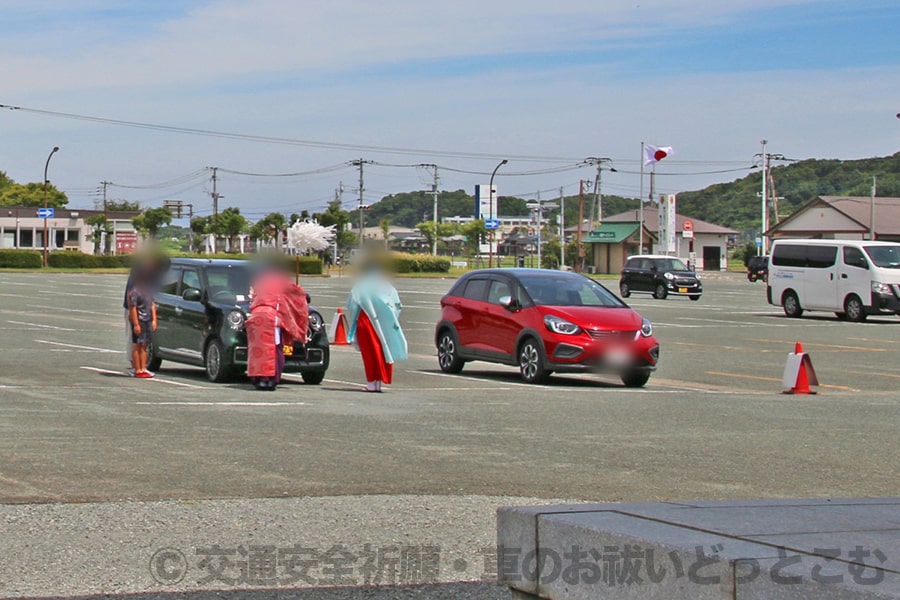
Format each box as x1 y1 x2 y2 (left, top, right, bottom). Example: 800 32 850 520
127 368 136 377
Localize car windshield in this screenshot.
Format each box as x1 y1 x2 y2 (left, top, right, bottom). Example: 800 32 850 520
518 275 625 307
205 266 254 303
654 258 689 271
864 245 900 268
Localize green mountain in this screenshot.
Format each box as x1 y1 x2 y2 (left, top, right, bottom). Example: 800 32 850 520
361 153 900 235
677 153 900 235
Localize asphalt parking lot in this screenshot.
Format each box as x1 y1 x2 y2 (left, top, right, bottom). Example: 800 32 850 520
1 271 898 598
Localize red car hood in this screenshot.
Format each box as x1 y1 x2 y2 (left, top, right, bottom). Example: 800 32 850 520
539 306 643 331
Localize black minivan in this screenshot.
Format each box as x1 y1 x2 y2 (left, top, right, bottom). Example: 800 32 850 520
149 258 329 383
619 255 702 300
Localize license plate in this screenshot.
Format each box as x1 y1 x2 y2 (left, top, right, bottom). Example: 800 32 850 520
606 348 632 367
678 287 688 293
283 345 293 356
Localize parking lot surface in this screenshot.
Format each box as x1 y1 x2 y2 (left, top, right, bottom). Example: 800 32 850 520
1 271 897 598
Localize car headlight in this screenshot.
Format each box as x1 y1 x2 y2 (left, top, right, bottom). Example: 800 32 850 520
695 273 702 280
226 309 245 331
872 281 890 294
664 272 675 280
640 318 653 338
308 311 324 332
545 315 582 336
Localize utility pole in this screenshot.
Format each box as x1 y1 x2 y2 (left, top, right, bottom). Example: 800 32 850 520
351 159 371 250
423 164 440 255
576 180 586 273
210 167 222 218
760 140 767 256
639 143 645 253
559 186 565 270
527 192 558 270
101 180 110 219
870 176 877 240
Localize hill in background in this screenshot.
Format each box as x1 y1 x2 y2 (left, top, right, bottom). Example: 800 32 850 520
360 153 900 237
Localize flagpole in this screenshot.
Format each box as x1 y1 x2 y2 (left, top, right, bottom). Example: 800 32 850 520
639 142 644 253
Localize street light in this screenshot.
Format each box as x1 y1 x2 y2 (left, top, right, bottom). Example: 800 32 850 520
488 159 508 268
42 146 60 267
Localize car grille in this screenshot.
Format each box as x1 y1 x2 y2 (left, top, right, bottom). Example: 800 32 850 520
587 329 638 341
674 278 699 286
892 284 900 299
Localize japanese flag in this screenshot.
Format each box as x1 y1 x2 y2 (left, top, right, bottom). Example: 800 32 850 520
644 145 673 166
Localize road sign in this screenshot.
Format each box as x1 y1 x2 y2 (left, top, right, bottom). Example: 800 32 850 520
484 219 500 230
37 208 55 218
683 219 693 232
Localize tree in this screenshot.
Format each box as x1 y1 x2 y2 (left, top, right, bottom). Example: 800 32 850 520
416 221 458 253
189 216 209 253
94 199 140 212
0 171 13 191
250 212 287 250
459 219 488 257
86 215 113 255
132 207 172 239
211 207 248 252
314 200 355 251
0 182 68 208
380 218 391 249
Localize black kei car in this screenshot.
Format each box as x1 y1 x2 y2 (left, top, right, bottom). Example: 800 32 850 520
148 258 329 383
619 255 702 301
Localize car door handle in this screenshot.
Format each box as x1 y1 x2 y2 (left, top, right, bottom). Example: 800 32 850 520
174 307 183 316
841 274 848 279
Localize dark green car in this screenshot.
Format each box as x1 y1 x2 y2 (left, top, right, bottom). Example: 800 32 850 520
148 258 329 383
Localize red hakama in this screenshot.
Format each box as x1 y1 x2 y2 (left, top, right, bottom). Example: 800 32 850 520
356 311 393 384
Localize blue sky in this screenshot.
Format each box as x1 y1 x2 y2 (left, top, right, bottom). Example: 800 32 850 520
1 0 897 220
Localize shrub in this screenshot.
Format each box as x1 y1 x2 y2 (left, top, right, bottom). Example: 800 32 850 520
165 253 323 275
388 253 450 273
48 252 101 268
0 249 42 268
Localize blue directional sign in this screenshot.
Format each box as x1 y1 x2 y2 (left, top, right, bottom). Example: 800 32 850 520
484 219 500 230
37 208 55 218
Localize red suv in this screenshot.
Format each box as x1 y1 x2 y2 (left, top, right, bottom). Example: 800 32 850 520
435 269 660 386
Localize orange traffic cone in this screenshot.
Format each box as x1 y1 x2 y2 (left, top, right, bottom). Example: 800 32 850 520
782 342 818 395
331 307 350 346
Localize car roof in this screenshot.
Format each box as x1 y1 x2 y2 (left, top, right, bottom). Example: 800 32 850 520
169 258 251 267
625 255 685 260
463 268 587 279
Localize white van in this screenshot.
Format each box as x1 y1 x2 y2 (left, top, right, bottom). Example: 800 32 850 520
767 239 900 322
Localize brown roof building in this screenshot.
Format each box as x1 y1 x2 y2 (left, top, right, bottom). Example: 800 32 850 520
768 196 900 242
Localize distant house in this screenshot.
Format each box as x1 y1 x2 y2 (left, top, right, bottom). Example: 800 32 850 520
596 208 738 272
767 196 900 242
0 206 139 254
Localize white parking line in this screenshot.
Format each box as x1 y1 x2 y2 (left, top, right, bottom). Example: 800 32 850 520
39 340 119 352
134 401 308 407
79 366 212 389
8 320 76 331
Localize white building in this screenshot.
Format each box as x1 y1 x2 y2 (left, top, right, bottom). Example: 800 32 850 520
0 206 140 254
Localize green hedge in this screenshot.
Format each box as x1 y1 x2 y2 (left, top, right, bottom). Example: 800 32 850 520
0 249 43 268
390 253 451 273
168 253 323 275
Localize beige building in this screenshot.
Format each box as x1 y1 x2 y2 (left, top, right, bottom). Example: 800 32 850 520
0 206 139 254
602 208 738 272
767 196 900 242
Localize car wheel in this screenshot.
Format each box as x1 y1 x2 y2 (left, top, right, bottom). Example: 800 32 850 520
300 370 325 385
748 273 757 282
619 282 631 298
147 341 162 372
653 283 668 300
621 370 651 388
518 337 548 384
204 338 231 382
437 330 465 374
782 291 803 318
844 295 867 323
689 295 701 301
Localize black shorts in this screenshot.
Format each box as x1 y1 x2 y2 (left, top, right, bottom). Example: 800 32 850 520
132 321 152 346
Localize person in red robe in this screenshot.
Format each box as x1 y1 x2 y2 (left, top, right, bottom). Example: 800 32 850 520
245 269 308 391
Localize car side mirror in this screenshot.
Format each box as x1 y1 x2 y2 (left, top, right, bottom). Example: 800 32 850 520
306 293 312 303
182 288 202 302
499 295 518 310
857 258 869 270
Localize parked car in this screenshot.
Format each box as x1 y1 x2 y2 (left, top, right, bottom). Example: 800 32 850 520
435 269 660 386
620 255 702 300
747 255 769 282
148 258 329 382
767 239 900 322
